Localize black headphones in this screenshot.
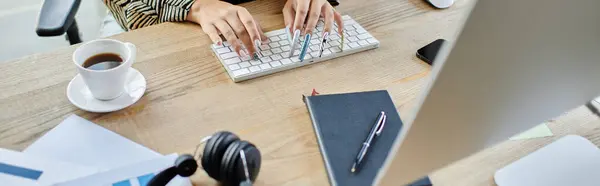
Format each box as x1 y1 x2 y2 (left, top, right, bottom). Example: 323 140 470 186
148 131 261 186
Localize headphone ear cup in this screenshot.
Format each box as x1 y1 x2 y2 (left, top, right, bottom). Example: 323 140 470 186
201 132 222 171
220 140 243 184
222 141 261 186
240 143 261 182
202 131 239 180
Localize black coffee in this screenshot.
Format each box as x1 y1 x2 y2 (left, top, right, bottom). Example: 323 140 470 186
83 53 123 70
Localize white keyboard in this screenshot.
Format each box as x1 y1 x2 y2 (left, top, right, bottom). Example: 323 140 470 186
211 15 380 82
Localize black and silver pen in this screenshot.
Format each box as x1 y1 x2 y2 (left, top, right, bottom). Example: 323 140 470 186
351 111 387 173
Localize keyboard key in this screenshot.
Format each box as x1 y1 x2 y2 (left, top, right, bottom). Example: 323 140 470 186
310 45 320 51
291 57 301 62
248 66 260 72
233 68 250 76
223 42 231 47
261 50 273 56
349 42 360 48
216 47 230 54
260 56 272 63
357 28 367 34
353 24 362 30
224 57 242 65
270 36 281 42
279 35 287 40
310 39 320 45
310 51 319 58
281 58 292 64
293 50 301 56
270 61 282 67
239 62 251 68
281 46 291 51
279 40 289 45
228 64 240 70
329 40 340 46
259 63 271 70
266 29 285 36
323 43 331 48
358 40 369 46
249 66 261 72
269 43 281 48
348 36 359 42
221 52 238 59
330 34 340 40
357 34 371 40
240 55 252 61
322 49 332 56
348 30 358 36
344 44 351 50
346 20 357 26
260 45 270 50
271 48 283 54
271 54 283 61
304 54 313 60
330 47 341 53
345 26 355 31
316 27 323 31
367 38 378 44
249 60 261 66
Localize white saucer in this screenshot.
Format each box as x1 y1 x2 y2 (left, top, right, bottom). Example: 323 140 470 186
67 68 146 113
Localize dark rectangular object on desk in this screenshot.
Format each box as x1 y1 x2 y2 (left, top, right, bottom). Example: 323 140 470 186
303 90 404 186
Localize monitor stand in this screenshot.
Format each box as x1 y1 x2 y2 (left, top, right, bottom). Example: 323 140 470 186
494 135 600 186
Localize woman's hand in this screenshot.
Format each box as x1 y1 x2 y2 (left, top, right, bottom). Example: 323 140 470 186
187 0 267 57
283 0 343 38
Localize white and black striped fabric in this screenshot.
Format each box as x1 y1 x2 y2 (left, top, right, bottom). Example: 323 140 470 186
103 0 195 31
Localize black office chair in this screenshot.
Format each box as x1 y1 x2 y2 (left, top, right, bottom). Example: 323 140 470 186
36 0 82 45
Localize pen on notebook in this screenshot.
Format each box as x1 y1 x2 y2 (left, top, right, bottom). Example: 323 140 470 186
351 111 387 173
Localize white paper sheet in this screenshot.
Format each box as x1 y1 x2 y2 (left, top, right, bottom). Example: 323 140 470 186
53 153 191 186
24 115 161 171
0 148 97 186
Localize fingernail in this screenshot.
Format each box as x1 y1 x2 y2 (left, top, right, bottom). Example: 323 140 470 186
318 32 329 57
253 53 260 60
254 39 262 52
288 29 302 57
216 41 222 46
299 34 311 62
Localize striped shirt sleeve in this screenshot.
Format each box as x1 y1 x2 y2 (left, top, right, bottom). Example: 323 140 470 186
103 0 196 31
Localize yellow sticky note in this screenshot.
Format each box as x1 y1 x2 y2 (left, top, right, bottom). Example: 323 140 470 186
510 123 553 140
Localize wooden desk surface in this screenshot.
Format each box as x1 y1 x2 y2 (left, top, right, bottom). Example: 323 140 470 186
1 0 599 185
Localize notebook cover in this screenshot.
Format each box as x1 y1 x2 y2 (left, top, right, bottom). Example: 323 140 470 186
304 90 404 186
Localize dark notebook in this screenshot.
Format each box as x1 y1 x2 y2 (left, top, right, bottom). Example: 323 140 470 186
303 90 404 186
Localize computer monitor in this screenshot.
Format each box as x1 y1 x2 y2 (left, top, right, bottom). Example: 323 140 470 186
376 0 600 184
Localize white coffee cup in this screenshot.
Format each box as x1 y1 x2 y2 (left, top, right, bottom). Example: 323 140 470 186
73 39 137 100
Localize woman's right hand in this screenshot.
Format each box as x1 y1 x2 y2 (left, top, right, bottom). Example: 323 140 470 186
187 0 267 58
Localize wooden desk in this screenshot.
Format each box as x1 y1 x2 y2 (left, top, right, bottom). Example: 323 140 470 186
1 0 599 185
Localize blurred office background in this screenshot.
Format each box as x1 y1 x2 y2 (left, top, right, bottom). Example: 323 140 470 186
0 0 107 62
